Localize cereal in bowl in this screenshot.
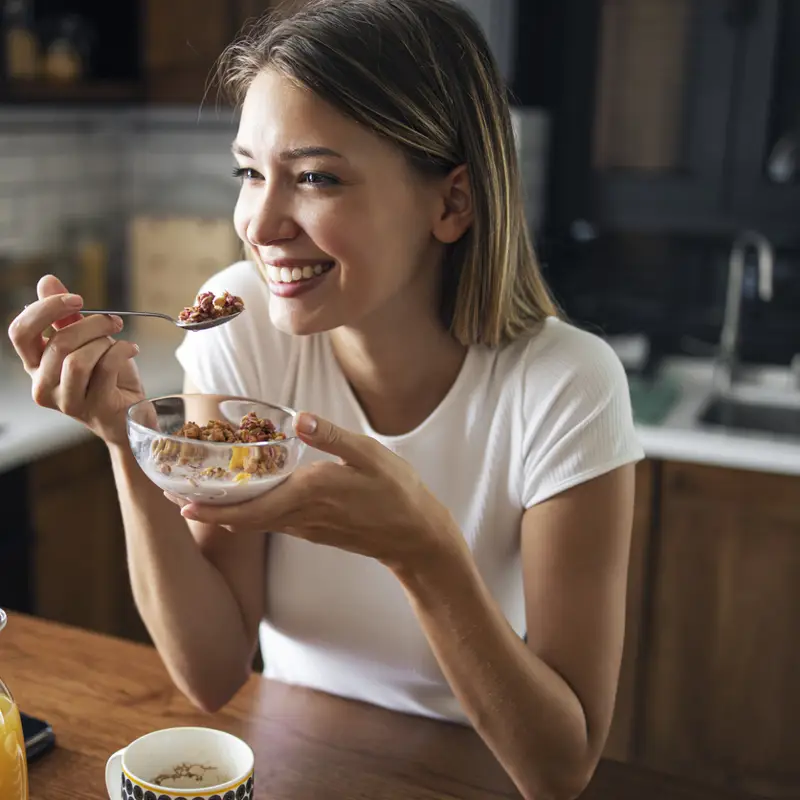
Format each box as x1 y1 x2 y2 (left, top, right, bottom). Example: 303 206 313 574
151 413 288 485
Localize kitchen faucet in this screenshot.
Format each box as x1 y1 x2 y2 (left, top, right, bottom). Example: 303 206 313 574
713 230 774 395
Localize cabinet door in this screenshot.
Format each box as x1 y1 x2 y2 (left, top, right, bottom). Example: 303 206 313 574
727 0 800 245
590 0 737 233
603 459 656 763
642 462 800 797
144 0 237 104
28 439 149 643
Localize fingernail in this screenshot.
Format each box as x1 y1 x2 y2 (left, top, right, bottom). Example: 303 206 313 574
110 315 123 330
295 412 317 435
181 507 199 520
131 343 140 355
64 294 83 307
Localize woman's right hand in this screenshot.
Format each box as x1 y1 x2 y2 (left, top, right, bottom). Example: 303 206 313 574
7 274 144 446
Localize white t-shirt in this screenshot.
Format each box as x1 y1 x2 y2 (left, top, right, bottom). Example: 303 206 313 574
175 260 644 723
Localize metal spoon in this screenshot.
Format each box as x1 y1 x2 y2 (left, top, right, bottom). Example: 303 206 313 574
78 309 243 331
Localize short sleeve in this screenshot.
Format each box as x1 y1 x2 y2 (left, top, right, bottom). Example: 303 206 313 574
520 323 644 508
174 260 290 400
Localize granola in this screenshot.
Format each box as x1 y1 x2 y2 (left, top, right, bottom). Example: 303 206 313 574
151 412 288 481
178 290 244 324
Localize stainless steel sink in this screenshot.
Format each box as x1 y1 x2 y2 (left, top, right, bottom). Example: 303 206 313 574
699 396 800 439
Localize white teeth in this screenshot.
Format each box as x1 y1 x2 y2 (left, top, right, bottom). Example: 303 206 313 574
268 263 332 284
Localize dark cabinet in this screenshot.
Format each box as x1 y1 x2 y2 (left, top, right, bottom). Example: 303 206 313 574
591 0 738 234
28 437 149 643
0 0 282 106
727 0 800 244
549 0 800 243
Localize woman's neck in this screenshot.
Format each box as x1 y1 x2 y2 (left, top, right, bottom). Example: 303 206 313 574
329 312 467 437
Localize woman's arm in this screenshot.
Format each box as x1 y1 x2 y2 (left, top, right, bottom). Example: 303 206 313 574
160 413 634 796
394 465 635 800
111 375 267 712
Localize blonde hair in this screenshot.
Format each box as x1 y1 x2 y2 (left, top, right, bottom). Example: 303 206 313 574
218 0 558 346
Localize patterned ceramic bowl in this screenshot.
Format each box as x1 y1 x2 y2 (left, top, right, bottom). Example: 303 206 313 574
106 727 255 800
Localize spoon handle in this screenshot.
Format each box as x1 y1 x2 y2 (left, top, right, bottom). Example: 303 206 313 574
79 310 176 323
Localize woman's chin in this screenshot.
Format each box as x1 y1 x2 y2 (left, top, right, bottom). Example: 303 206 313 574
269 305 336 337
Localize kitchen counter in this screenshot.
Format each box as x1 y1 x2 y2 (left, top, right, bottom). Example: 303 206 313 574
9 611 749 800
2 340 800 477
633 357 800 476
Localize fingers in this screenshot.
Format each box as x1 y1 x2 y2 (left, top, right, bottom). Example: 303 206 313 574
294 412 382 468
33 335 115 412
32 315 122 407
58 336 121 416
8 292 84 371
167 471 311 529
38 274 83 331
86 339 140 403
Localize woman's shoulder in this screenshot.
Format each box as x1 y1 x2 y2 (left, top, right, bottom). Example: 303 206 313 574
518 317 627 388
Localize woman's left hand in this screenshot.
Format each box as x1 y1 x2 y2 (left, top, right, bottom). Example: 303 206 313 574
165 413 461 571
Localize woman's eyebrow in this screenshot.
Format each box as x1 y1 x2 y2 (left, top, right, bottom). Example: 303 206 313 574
231 142 345 161
280 146 345 160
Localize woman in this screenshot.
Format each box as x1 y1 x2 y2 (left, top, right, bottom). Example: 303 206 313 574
8 1 643 797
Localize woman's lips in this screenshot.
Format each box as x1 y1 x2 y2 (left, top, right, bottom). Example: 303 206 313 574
266 261 335 298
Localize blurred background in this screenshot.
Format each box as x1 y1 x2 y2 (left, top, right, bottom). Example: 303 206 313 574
1 2 799 798
0 0 797 362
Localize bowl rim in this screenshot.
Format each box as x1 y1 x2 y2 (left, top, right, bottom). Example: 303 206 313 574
126 393 302 447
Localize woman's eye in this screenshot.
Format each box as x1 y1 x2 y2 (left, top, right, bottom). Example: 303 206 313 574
300 172 340 187
232 167 262 182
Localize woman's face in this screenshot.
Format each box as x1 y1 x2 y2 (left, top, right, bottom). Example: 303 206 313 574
232 69 453 336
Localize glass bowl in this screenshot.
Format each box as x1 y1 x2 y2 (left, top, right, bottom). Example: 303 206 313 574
127 394 305 505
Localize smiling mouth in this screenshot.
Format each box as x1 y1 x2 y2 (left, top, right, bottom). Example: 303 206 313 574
266 262 335 284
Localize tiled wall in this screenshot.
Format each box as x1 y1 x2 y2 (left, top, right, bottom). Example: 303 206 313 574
0 107 240 266
0 115 119 257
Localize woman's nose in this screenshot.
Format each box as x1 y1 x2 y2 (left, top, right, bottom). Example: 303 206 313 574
246 194 299 246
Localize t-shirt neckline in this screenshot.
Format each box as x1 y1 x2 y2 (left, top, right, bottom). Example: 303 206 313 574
323 333 478 445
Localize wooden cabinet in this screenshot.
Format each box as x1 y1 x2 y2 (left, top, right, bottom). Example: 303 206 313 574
141 0 281 105
640 462 800 798
143 0 237 105
604 458 656 762
28 437 148 643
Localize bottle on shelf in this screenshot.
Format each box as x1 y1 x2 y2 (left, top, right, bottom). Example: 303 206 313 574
2 0 39 80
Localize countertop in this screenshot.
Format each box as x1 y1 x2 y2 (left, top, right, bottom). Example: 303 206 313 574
6 612 519 800
1 337 800 477
6 611 754 800
633 357 800 476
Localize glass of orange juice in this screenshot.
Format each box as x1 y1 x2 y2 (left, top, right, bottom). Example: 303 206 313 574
0 609 28 800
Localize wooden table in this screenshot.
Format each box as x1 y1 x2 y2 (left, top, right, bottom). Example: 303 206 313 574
2 613 760 800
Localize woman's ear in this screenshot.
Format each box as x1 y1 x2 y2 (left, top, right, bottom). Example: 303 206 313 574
432 164 474 244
